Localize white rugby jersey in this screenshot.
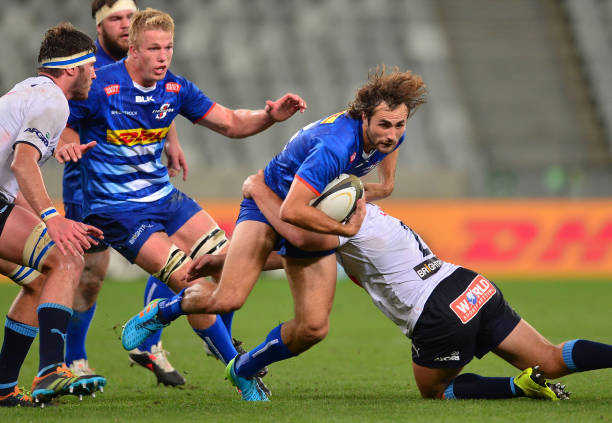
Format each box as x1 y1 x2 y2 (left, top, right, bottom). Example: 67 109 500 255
0 76 68 201
337 203 459 338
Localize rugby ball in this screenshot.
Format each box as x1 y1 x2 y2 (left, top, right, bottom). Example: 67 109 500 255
310 174 364 222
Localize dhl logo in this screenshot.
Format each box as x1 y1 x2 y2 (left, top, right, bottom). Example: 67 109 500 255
106 127 169 146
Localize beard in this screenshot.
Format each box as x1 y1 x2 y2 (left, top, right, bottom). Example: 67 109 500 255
68 67 91 100
101 29 128 61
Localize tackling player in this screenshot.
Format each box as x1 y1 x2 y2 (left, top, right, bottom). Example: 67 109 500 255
67 8 306 400
55 0 188 386
190 170 612 401
0 23 105 406
121 66 426 401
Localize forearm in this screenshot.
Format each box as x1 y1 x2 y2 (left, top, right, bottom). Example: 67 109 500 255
364 182 394 201
165 121 179 146
280 202 352 236
225 109 274 138
12 161 54 215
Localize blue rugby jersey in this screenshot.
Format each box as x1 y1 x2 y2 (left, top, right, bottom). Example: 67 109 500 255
67 60 215 215
264 111 404 198
62 40 119 206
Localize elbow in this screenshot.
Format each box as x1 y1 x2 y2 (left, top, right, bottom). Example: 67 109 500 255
279 203 298 225
381 183 394 198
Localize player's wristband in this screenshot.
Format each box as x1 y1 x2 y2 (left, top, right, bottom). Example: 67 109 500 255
40 207 59 222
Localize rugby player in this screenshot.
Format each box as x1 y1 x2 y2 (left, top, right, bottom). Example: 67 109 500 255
67 8 306 400
122 66 426 401
0 23 105 406
189 170 612 400
54 0 188 386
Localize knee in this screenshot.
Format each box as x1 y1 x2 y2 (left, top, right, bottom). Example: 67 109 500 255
44 250 84 279
295 320 329 346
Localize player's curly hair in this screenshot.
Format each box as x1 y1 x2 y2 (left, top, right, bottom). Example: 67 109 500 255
129 8 174 49
91 0 139 20
347 65 427 121
37 22 96 77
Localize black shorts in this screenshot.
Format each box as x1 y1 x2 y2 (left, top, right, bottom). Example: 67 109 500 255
0 195 15 238
411 267 520 368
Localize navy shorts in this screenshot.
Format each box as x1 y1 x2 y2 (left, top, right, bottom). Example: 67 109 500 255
64 202 109 253
84 190 201 263
237 198 335 258
411 267 521 368
0 195 15 238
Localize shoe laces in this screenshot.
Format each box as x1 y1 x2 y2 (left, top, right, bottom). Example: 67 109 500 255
0 386 31 402
150 342 177 373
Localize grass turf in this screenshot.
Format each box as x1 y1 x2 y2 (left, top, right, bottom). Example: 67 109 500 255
0 277 610 422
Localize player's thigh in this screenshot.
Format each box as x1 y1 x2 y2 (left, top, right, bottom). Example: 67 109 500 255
283 253 337 327
0 205 45 264
169 209 228 255
83 248 111 281
493 318 566 377
134 231 187 285
215 220 277 306
412 362 463 399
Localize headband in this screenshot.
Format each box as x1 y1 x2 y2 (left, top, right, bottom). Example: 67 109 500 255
40 50 96 69
95 0 138 25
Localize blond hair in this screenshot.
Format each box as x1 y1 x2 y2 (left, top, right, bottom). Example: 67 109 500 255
128 8 174 49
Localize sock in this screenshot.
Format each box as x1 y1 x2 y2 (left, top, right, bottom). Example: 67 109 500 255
192 316 238 364
562 339 612 372
37 303 72 377
65 303 96 364
0 318 38 396
156 289 186 324
220 312 234 336
444 373 523 399
234 323 295 378
138 276 174 351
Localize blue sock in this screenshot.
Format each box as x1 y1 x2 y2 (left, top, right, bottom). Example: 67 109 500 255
0 318 38 396
234 323 295 378
192 316 238 364
138 276 174 351
221 312 234 335
156 289 186 324
37 303 72 376
444 373 523 399
562 339 612 372
65 303 96 364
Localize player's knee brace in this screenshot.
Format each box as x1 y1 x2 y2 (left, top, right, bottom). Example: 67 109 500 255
22 222 54 272
6 264 41 286
153 245 190 285
189 226 228 260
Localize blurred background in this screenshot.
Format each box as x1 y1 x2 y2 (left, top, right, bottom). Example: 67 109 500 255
1 0 611 278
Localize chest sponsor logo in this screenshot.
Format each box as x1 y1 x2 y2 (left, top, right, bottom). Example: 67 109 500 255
104 84 120 96
24 127 49 146
107 127 170 146
414 257 442 280
449 275 497 324
153 103 174 120
135 95 155 103
165 82 181 93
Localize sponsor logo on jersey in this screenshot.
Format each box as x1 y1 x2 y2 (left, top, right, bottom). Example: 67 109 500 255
165 82 181 93
434 351 460 362
23 127 49 146
129 223 155 245
104 84 120 96
449 275 497 324
135 95 155 103
414 256 442 280
111 110 138 116
321 110 344 124
153 103 174 120
106 127 170 146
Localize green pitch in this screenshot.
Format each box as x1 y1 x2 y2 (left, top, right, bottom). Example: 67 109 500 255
0 277 610 422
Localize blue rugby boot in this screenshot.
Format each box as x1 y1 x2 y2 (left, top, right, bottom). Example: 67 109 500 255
122 299 168 351
225 357 269 401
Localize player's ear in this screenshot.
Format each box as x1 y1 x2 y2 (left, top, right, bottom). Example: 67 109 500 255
64 67 78 78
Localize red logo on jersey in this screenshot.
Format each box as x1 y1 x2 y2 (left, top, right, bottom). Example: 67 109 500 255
349 152 357 163
104 84 120 96
449 275 496 324
165 82 181 93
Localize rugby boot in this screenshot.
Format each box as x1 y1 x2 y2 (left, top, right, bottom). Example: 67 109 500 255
31 364 105 404
225 357 269 401
129 341 185 386
0 386 36 407
122 299 168 350
514 365 569 400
